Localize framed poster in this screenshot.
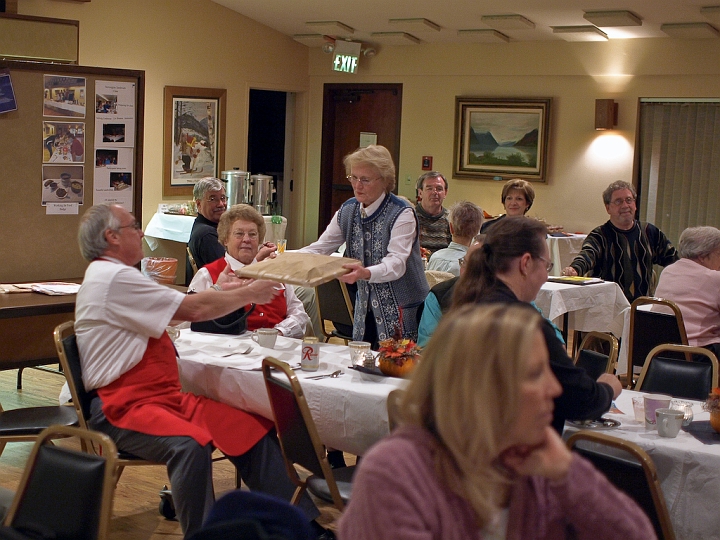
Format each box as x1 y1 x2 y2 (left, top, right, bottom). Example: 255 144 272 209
453 97 551 182
163 86 226 196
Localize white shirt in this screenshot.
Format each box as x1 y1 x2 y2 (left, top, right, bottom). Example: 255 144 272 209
75 258 185 390
187 253 309 339
301 193 417 282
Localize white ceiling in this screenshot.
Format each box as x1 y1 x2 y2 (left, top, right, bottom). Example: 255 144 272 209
211 0 720 45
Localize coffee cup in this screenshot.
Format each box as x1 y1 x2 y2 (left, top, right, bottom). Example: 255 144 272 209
656 407 684 438
348 341 371 367
644 394 672 429
251 328 279 348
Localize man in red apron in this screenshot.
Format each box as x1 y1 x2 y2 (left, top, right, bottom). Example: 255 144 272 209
75 204 331 538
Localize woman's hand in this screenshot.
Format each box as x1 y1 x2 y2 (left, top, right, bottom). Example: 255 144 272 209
257 242 277 262
243 279 282 305
499 427 573 481
339 263 371 284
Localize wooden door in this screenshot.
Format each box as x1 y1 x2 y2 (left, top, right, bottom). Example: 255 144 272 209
319 83 403 234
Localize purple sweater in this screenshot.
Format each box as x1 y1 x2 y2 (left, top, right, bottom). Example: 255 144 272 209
339 425 656 540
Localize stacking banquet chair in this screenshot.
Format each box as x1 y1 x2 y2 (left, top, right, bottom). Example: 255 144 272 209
0 425 117 540
54 321 238 520
261 357 355 511
566 431 676 540
627 297 689 387
635 344 719 400
315 279 354 344
573 331 619 380
0 354 78 458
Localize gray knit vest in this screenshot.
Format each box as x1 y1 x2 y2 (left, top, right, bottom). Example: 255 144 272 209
338 194 429 341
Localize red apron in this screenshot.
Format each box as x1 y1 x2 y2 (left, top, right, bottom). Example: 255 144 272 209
97 332 272 456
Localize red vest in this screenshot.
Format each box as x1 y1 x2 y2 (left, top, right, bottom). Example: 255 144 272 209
204 257 288 331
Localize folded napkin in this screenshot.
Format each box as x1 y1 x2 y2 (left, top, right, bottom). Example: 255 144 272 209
234 252 360 287
31 282 81 295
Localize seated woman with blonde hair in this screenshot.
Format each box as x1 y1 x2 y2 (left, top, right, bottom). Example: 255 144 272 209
339 303 655 540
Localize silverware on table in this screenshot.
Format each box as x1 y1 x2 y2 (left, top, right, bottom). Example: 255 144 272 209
306 369 343 380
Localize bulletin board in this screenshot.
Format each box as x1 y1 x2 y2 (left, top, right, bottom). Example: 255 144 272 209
0 60 144 283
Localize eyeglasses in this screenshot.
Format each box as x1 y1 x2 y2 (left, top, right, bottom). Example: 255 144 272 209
205 195 227 204
347 175 379 186
458 257 466 267
535 256 554 272
423 186 445 193
610 197 636 206
117 221 142 231
232 230 259 240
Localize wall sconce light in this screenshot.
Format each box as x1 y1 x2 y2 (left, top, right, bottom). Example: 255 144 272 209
595 99 618 130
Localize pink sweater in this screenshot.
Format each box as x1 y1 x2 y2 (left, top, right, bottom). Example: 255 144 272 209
338 425 656 540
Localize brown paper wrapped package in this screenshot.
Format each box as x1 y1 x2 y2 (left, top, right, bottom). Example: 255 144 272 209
234 252 361 287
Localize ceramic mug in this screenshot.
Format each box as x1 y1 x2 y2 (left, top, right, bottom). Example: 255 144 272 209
644 394 672 429
656 407 684 438
251 328 279 348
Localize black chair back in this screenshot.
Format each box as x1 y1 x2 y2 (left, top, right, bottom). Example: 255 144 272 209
567 431 675 540
576 349 611 380
629 297 688 383
315 280 354 341
60 333 94 425
635 344 719 400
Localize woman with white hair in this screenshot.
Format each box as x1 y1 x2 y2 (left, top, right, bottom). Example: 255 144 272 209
654 226 720 357
339 304 655 540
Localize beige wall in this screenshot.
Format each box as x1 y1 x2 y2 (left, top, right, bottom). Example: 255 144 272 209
20 0 309 253
304 38 720 242
18 1 720 247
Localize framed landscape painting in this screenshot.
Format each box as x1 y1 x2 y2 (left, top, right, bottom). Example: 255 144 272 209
453 97 552 182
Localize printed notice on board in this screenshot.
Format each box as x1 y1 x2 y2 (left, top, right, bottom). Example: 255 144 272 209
95 80 136 210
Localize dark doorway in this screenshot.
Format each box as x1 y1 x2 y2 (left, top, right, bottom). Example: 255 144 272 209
248 89 287 215
319 83 403 234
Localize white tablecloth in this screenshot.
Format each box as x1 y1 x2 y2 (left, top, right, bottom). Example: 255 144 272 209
566 390 719 540
175 329 405 456
144 212 287 250
546 234 586 277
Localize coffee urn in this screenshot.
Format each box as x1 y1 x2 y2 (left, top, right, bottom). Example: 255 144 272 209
251 174 274 215
220 169 251 206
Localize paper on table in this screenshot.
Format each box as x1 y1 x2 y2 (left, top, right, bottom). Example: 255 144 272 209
234 252 360 287
31 282 81 295
0 283 33 293
547 276 603 285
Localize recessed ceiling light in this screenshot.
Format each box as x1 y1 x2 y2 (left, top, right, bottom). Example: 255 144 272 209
370 32 421 45
661 22 720 38
552 25 609 42
457 29 510 43
293 34 333 47
305 21 354 37
481 14 535 30
700 6 720 24
388 18 441 32
583 10 642 27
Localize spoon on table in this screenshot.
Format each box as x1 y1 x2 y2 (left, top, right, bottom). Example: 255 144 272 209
306 369 342 380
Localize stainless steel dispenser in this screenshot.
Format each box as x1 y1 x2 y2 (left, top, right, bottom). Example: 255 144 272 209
220 169 251 206
251 174 274 215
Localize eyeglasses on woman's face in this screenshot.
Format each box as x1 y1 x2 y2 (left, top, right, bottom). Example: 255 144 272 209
347 175 379 186
535 256 554 273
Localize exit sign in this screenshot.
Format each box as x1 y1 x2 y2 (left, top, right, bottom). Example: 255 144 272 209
332 40 362 74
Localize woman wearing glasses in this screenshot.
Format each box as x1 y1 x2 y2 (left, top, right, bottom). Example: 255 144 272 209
453 216 622 433
301 145 428 348
188 204 309 338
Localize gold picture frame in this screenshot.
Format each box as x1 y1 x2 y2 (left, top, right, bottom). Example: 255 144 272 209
163 85 226 197
453 97 552 182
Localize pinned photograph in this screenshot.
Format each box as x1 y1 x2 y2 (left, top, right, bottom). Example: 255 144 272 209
42 165 84 206
43 75 86 118
43 122 85 163
0 69 18 115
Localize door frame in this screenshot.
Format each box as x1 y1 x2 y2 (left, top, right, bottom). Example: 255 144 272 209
319 83 403 234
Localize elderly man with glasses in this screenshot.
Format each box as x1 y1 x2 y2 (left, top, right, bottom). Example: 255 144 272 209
415 171 452 256
562 180 678 302
186 177 228 283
